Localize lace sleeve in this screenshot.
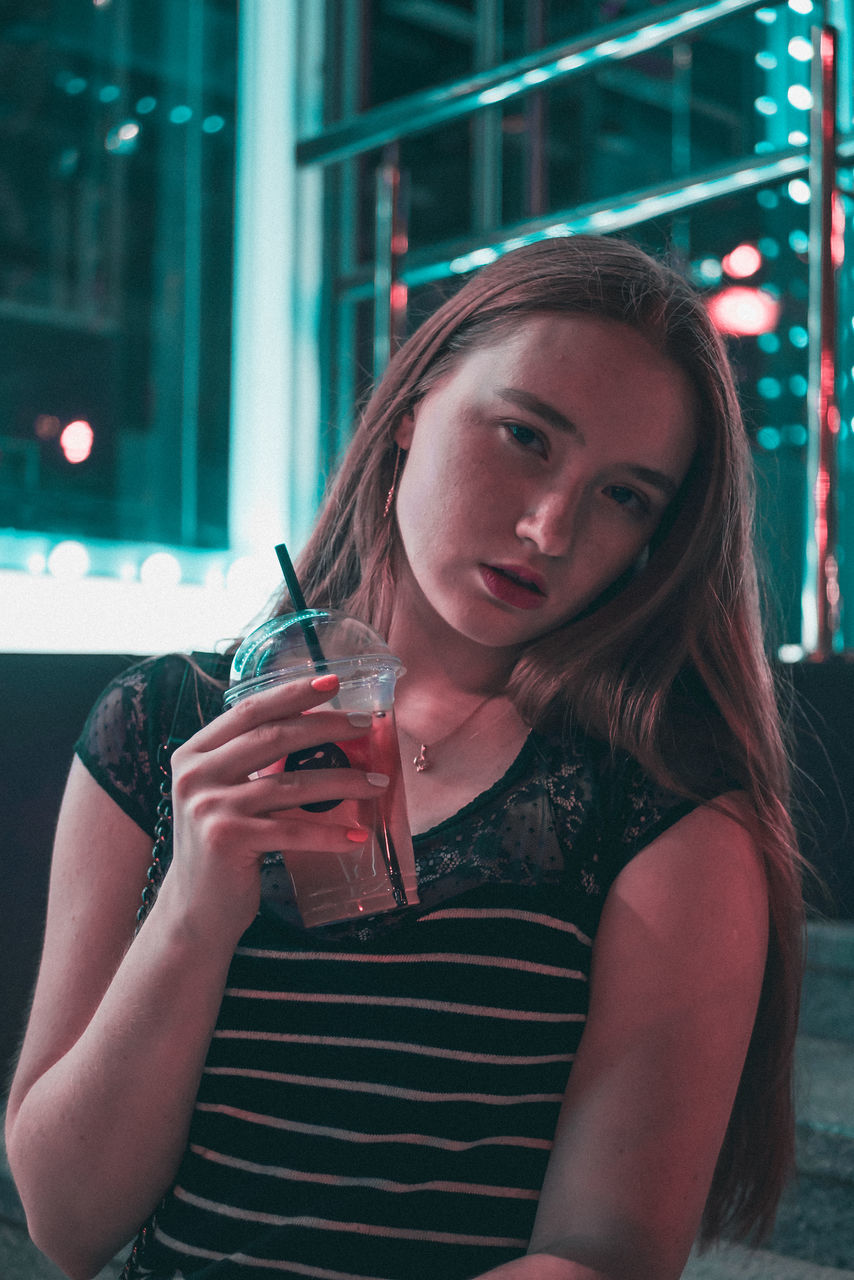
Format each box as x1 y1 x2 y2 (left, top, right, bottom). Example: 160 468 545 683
606 755 696 866
73 657 166 836
74 653 227 838
541 731 697 898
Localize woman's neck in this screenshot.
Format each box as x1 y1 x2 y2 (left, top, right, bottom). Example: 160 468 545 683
386 584 519 701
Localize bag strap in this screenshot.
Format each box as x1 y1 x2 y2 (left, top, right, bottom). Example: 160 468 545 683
133 661 194 934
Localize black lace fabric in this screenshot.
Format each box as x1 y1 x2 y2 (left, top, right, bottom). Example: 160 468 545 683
73 652 696 944
74 653 229 838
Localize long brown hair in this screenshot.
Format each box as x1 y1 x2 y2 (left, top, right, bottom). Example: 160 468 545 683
275 235 804 1244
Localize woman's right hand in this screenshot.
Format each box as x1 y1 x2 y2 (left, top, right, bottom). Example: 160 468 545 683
163 672 389 941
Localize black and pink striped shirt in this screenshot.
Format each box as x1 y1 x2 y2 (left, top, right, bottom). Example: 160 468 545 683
76 653 696 1280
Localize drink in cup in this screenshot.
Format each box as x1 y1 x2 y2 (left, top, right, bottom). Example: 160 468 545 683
223 610 418 928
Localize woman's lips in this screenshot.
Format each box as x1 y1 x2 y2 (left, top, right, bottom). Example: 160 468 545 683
480 564 547 610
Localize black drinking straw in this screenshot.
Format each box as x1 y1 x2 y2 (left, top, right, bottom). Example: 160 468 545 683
275 542 328 673
276 546 407 909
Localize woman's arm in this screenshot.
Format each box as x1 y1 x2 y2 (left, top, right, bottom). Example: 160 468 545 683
5 673 391 1280
476 796 769 1280
5 760 239 1277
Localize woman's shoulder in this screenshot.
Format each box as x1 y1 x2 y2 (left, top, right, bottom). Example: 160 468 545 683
532 723 700 870
77 649 229 744
73 650 229 836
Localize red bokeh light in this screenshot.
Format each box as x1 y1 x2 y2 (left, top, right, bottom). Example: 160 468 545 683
721 243 762 279
60 419 94 464
707 286 781 337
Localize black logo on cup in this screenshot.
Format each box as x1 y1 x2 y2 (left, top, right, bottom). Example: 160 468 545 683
285 742 351 813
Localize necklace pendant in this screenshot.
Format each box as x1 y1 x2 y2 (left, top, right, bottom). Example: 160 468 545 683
414 744 429 773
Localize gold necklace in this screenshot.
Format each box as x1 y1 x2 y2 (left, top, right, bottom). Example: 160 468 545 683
408 695 496 774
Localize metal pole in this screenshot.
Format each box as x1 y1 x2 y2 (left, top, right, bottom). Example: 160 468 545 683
804 24 842 657
373 145 408 382
297 0 778 168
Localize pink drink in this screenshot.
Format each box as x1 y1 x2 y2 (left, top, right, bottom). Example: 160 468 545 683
224 610 418 929
259 704 414 926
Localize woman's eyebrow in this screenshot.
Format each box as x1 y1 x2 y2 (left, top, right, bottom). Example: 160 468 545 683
625 464 679 500
498 386 680 499
498 387 585 441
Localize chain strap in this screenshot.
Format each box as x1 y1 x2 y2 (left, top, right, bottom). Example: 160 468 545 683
134 742 174 934
118 1210 160 1280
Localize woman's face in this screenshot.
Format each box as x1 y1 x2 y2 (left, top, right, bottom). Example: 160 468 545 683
392 312 697 659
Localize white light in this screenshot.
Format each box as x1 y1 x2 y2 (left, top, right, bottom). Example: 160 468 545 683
755 7 778 21
697 257 723 283
468 247 499 267
205 564 227 590
225 555 269 596
788 0 813 13
140 551 182 588
788 36 813 61
778 644 805 662
450 246 499 274
755 51 777 70
26 552 47 575
754 96 778 116
106 121 141 154
521 68 550 87
788 179 811 205
479 83 516 105
788 129 809 146
119 561 138 582
787 84 813 111
48 541 91 580
587 210 622 229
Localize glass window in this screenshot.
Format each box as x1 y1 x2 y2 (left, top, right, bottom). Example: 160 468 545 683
0 0 236 549
311 0 853 650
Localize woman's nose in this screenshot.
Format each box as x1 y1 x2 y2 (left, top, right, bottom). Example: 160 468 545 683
515 488 578 558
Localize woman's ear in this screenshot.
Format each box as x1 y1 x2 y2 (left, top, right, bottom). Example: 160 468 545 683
394 412 415 450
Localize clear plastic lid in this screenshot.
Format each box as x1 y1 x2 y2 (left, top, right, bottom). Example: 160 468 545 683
227 609 403 695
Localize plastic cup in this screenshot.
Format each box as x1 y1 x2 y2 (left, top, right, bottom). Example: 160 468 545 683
223 609 418 928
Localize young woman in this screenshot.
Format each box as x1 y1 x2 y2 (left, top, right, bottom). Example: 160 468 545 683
5 236 804 1280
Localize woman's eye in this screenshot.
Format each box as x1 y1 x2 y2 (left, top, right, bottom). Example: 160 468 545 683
505 422 547 455
605 485 649 514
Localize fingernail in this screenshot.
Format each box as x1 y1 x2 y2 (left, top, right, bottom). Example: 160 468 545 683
366 772 389 787
348 713 372 728
311 674 339 692
346 827 370 843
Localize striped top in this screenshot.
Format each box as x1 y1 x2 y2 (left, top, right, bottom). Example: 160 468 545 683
76 653 697 1280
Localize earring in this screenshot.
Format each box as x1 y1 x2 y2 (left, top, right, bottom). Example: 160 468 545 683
383 445 402 519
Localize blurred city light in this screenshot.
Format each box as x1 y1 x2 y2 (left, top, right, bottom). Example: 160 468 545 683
59 420 94 464
722 243 762 278
47 541 91 579
140 551 183 587
707 286 781 335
